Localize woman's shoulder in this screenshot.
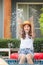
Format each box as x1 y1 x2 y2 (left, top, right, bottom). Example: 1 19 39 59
28 35 34 41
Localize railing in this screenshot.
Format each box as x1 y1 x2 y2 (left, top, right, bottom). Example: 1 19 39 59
0 48 11 58
0 48 19 58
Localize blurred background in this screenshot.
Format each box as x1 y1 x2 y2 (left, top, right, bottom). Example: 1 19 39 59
0 0 43 39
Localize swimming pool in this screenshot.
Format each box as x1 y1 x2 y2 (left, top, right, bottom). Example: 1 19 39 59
5 59 43 65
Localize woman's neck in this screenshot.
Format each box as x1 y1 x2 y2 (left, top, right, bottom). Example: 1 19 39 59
25 33 31 39
25 33 28 38
25 33 28 35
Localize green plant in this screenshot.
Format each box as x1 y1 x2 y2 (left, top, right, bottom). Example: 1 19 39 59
34 38 43 52
39 8 43 35
0 38 20 48
0 38 43 53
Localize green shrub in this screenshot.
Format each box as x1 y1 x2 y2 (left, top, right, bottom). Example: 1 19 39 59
39 8 43 35
0 38 20 48
0 38 43 52
34 38 43 52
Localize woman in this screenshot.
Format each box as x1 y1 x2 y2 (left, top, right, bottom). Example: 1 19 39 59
18 17 35 64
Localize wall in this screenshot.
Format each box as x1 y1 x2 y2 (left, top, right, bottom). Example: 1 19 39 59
4 0 11 38
14 0 43 2
0 0 3 38
11 0 16 38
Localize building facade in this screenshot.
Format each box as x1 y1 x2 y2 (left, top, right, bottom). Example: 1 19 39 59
0 0 43 38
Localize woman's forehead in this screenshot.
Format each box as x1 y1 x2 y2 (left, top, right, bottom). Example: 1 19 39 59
23 24 30 27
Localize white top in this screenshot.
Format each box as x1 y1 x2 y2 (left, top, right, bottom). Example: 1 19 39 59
20 34 34 50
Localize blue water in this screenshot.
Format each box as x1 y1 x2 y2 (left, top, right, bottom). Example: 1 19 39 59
5 59 43 65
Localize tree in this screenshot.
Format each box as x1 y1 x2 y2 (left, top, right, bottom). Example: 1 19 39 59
39 8 43 35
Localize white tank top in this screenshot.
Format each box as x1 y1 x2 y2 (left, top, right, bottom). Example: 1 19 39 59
20 34 34 50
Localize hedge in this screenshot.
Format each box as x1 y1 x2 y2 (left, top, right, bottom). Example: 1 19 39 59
34 38 43 52
0 38 20 48
0 38 43 52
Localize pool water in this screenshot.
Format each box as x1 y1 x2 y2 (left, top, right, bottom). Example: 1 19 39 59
5 59 43 65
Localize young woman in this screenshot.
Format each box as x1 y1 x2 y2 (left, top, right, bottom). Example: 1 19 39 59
18 17 35 64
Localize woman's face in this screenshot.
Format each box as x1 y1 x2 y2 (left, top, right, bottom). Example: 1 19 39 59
24 24 30 34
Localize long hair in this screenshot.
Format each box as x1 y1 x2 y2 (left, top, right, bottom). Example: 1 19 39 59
20 24 32 39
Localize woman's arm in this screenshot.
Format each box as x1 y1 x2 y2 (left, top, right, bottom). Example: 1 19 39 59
30 16 35 38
